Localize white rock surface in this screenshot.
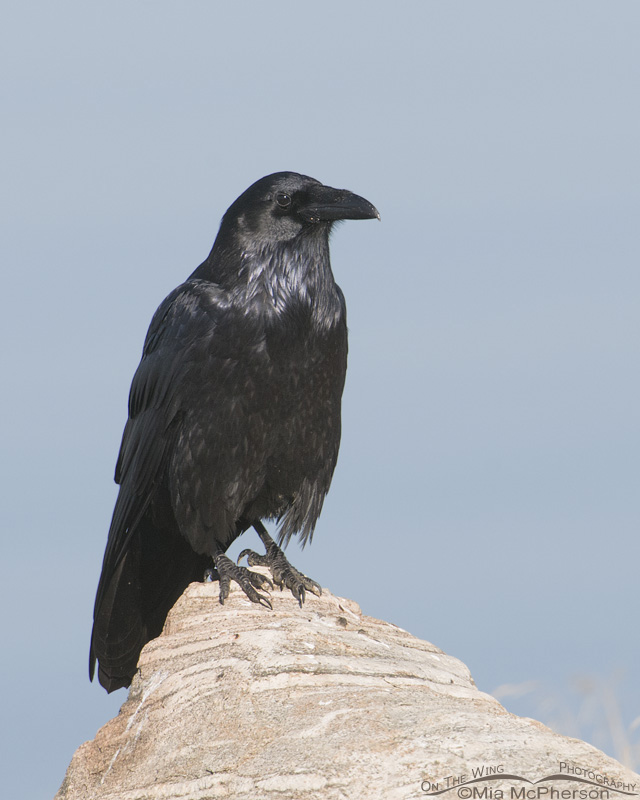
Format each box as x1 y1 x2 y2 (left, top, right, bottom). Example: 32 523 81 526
56 574 639 799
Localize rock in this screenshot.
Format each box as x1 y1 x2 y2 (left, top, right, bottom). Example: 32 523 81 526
56 572 639 799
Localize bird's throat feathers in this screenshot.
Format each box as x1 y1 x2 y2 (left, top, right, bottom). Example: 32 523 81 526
199 226 345 330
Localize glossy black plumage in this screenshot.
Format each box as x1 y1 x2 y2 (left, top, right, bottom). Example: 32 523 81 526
90 172 378 692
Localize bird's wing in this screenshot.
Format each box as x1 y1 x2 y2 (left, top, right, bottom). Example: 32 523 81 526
93 281 222 617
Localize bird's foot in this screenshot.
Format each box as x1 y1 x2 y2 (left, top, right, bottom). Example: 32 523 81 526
238 529 322 607
204 553 273 609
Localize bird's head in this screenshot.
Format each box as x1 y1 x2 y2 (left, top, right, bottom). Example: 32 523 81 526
220 172 380 247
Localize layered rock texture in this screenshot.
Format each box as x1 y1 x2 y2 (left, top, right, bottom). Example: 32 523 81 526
57 573 639 799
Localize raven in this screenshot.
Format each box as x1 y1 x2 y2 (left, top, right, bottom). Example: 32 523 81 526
90 172 379 692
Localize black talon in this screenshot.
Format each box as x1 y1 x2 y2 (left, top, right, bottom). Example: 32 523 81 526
236 521 322 608
211 552 273 609
237 548 268 567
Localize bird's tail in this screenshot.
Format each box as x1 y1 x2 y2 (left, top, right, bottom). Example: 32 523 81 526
89 545 145 692
90 516 211 693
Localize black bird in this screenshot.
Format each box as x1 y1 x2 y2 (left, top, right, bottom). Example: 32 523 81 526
90 172 379 692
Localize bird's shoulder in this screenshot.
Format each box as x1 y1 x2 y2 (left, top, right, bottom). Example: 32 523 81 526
125 280 241 421
142 279 234 355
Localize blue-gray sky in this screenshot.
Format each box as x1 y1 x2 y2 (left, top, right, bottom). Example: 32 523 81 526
2 2 639 796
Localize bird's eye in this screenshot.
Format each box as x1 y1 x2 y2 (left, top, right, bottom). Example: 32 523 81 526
275 192 292 209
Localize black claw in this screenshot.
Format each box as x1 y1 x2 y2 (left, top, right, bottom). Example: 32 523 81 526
241 526 323 606
245 568 274 592
237 548 268 568
218 575 230 604
210 553 273 609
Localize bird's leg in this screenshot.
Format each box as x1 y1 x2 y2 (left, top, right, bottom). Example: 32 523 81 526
237 521 322 607
204 551 273 609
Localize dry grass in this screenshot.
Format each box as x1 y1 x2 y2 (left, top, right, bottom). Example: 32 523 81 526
493 671 640 772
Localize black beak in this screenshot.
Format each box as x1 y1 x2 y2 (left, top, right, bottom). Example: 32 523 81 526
298 184 380 224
